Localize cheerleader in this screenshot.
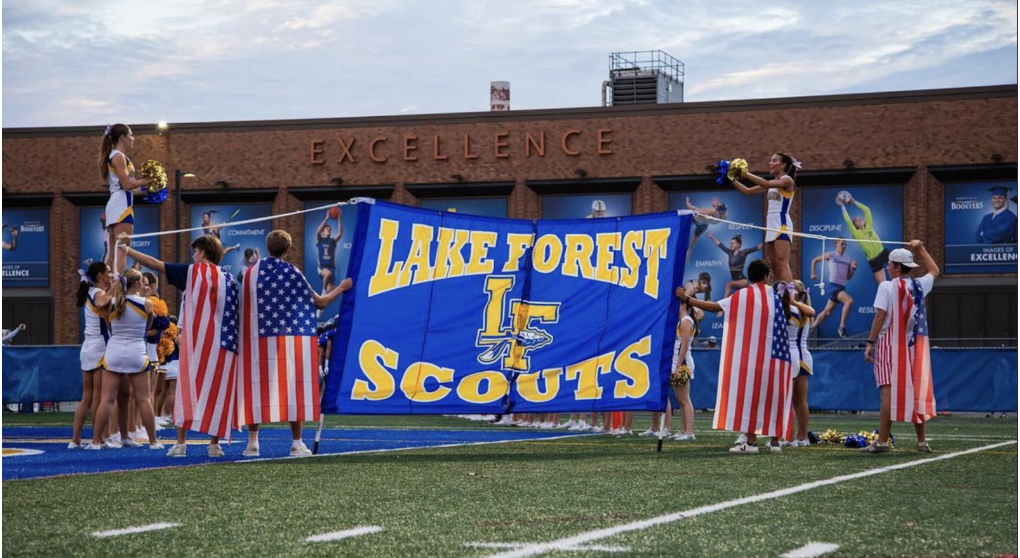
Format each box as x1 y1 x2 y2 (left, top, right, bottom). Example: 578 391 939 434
70 262 114 449
159 317 180 423
785 280 816 447
100 124 153 274
670 298 699 441
732 153 800 282
88 269 162 450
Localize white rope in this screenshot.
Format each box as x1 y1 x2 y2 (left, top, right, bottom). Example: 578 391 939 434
701 213 908 246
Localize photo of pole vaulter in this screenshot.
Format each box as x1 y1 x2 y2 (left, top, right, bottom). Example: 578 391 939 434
189 204 272 280
800 185 903 341
944 181 1018 274
419 198 507 218
541 194 631 219
303 202 358 321
669 191 764 337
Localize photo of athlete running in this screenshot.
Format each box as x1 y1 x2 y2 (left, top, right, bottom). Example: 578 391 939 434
810 237 858 337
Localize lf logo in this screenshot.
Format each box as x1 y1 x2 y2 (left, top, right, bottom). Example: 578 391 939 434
476 276 559 372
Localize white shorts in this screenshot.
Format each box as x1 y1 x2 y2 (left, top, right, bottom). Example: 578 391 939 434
80 336 107 371
103 339 149 374
146 342 158 366
105 190 134 227
165 361 179 380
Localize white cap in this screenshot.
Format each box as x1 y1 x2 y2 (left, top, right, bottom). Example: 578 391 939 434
889 248 918 268
591 200 606 212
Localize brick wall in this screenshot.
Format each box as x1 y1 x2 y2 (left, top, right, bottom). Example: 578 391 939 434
3 86 1016 343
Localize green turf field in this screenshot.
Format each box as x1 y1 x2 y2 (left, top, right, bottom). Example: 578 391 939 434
3 412 1016 558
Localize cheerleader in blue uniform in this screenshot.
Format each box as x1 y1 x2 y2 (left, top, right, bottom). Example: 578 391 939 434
732 153 800 282
70 262 114 449
100 124 153 274
88 269 163 450
784 281 816 447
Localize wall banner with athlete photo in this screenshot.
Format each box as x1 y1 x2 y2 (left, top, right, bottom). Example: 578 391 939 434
667 191 764 341
419 198 508 218
303 202 358 323
2 208 49 288
944 181 1018 275
541 193 631 219
79 206 161 272
799 185 904 340
189 204 272 281
324 200 692 415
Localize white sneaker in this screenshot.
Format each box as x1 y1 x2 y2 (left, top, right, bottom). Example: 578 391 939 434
673 433 696 442
590 426 604 434
84 442 103 450
153 422 164 431
765 442 783 453
573 421 590 431
67 442 83 449
103 440 123 449
613 428 632 436
777 439 791 448
540 421 556 429
166 444 187 457
207 444 225 457
121 438 142 448
496 416 514 426
638 428 657 437
242 444 260 457
735 433 747 445
290 441 312 457
149 443 165 450
107 432 122 444
562 420 577 429
730 442 759 454
797 439 810 447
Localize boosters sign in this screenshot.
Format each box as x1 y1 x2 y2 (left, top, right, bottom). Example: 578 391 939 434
324 201 692 414
944 181 1018 274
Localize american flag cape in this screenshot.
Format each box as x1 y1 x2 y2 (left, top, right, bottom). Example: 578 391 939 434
874 277 936 423
175 263 240 438
237 257 320 426
713 283 793 438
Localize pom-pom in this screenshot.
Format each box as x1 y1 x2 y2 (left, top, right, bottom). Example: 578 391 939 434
728 158 748 182
140 160 169 205
714 160 732 186
819 429 844 444
149 296 168 317
669 364 692 387
157 322 179 363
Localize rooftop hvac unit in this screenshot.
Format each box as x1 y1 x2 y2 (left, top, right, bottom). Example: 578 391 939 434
608 50 684 106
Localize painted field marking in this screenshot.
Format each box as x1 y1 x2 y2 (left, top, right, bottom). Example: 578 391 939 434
465 542 630 552
781 542 840 557
92 522 180 538
306 525 383 543
479 440 1018 558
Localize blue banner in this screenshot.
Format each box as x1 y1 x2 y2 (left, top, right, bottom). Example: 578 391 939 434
668 191 765 343
79 205 161 271
303 202 358 323
944 181 1018 274
190 204 272 281
799 185 903 339
2 346 83 404
324 201 692 414
2 208 49 287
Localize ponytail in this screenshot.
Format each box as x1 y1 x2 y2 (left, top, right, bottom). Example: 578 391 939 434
76 262 108 307
99 123 130 182
774 280 792 321
109 268 142 321
776 152 800 181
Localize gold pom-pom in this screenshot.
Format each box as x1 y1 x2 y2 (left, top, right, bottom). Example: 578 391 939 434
139 160 168 203
727 158 748 182
157 322 178 363
669 364 692 387
149 296 168 317
819 429 844 444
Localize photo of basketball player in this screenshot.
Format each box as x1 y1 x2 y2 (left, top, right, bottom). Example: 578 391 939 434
810 237 857 337
839 192 889 285
316 208 344 315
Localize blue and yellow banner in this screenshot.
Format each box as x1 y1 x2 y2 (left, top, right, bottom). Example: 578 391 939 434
324 201 692 414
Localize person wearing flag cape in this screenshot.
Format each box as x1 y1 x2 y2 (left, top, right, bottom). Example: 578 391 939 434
863 240 939 453
237 230 353 457
119 233 239 457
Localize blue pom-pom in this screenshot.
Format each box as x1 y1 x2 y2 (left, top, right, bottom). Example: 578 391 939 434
715 160 732 186
144 188 169 205
152 316 171 330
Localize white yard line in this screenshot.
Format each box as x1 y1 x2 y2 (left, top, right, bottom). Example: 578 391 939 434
479 441 1017 558
781 542 840 557
306 525 384 543
92 523 180 538
465 542 630 552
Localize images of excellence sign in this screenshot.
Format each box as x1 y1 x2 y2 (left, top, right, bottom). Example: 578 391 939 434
944 181 1018 274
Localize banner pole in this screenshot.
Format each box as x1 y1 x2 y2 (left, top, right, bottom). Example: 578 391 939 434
312 416 325 455
655 409 668 453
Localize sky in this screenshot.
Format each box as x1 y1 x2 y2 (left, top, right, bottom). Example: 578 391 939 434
2 0 1017 128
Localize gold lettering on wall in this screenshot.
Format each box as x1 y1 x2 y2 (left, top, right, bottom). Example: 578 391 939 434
369 137 388 163
561 130 581 156
525 131 545 157
403 134 418 161
310 140 325 165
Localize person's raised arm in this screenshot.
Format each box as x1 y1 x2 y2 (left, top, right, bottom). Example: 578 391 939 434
790 298 815 318
333 208 344 242
854 199 874 230
311 277 353 310
742 172 793 192
117 233 166 272
731 178 768 196
316 213 329 238
675 286 723 313
909 240 940 281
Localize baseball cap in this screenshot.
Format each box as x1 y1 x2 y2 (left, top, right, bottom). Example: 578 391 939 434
888 248 918 268
591 200 606 212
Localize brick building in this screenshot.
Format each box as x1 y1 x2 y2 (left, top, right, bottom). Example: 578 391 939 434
3 84 1017 345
